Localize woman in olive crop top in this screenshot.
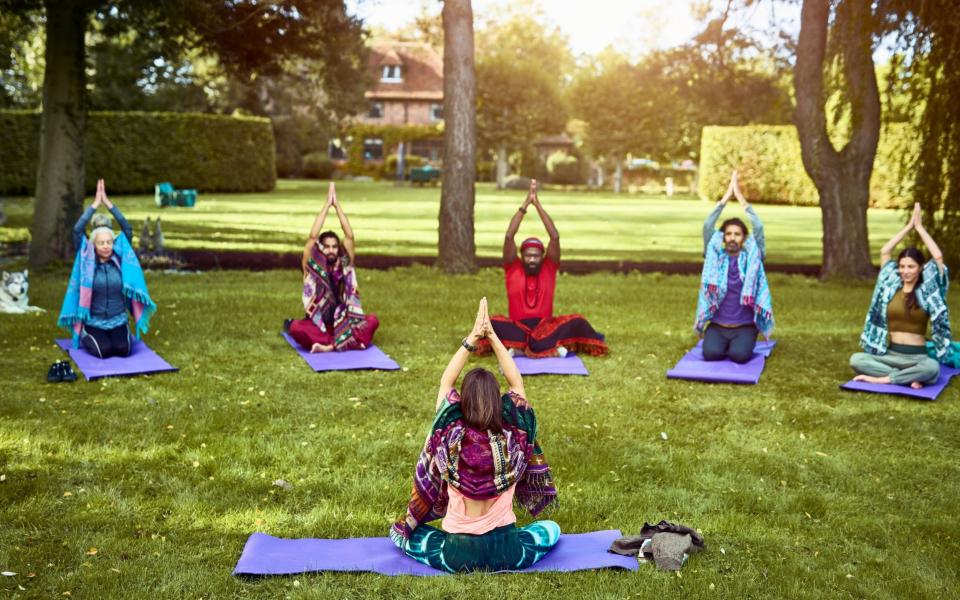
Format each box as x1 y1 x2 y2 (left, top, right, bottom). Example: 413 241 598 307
850 204 950 388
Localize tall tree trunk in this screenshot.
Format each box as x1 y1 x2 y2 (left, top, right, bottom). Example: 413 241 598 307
29 0 89 268
437 0 477 274
794 0 880 279
613 159 622 194
395 140 405 186
495 145 508 189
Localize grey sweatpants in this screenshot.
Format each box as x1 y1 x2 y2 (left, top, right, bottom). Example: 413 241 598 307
849 351 940 385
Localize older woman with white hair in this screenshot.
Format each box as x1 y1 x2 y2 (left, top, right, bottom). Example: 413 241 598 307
58 179 156 359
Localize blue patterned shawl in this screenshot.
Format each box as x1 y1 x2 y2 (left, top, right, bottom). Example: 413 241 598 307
57 232 156 348
695 230 774 337
861 260 953 362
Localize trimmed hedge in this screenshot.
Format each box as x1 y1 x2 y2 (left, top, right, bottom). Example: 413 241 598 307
698 124 915 208
0 110 275 195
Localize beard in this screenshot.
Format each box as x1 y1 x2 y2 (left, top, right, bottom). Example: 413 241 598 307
323 252 338 265
523 262 541 276
725 241 741 253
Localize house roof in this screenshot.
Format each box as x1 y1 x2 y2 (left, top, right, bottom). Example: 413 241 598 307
365 42 443 101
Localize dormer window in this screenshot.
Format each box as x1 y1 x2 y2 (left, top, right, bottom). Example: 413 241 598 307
381 64 402 82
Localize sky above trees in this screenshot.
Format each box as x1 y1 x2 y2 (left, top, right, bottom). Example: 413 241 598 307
348 0 801 57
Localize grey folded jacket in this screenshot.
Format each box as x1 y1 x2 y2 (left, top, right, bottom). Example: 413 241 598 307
609 520 706 556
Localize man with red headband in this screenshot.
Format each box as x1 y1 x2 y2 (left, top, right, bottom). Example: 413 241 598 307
477 180 608 358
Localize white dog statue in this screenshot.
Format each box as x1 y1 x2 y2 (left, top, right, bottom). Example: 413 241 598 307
0 270 45 313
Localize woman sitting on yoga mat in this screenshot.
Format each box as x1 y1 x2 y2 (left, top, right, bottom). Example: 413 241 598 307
58 179 156 359
850 203 953 388
391 298 560 573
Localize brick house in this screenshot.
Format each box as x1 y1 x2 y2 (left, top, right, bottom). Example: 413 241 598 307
342 41 445 164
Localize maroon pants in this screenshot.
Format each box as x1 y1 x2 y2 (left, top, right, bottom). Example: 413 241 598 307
289 314 379 351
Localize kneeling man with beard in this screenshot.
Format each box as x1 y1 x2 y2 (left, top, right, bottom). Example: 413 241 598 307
287 183 379 353
477 179 608 359
694 170 774 363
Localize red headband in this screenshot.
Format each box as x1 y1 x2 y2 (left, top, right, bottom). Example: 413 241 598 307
520 237 544 252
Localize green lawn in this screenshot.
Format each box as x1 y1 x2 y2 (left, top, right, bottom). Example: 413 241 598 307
1 268 958 598
1 179 910 264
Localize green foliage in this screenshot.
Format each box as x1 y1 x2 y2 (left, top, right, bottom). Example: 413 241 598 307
545 151 583 185
302 152 334 180
699 125 916 207
0 109 275 194
383 153 427 179
344 123 442 176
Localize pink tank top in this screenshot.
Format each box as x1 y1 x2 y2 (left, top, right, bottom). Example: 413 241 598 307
441 484 517 535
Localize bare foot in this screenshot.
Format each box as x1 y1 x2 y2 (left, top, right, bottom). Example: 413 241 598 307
310 343 333 353
910 381 924 390
853 374 891 384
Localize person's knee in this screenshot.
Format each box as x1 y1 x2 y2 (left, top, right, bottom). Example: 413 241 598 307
702 346 725 361
920 358 941 383
729 349 753 364
849 352 868 372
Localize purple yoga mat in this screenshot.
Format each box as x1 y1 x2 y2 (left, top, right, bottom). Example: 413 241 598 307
55 338 178 381
513 353 589 376
233 530 637 576
282 332 399 372
666 341 777 384
840 365 960 400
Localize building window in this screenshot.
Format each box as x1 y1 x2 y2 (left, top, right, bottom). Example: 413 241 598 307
368 102 383 118
363 138 384 161
430 103 443 121
381 64 402 82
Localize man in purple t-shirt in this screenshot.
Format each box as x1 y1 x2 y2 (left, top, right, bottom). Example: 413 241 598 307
699 171 766 363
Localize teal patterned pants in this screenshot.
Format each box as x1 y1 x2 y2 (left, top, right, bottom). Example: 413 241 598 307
394 521 561 573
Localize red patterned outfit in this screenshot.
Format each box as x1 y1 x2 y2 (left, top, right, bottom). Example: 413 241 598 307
478 257 608 358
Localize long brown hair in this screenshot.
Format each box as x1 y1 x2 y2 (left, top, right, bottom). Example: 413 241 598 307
461 368 503 432
898 247 925 310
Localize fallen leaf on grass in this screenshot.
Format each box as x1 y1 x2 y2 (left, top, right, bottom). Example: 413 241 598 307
273 479 293 491
1 571 16 576
86 548 98 556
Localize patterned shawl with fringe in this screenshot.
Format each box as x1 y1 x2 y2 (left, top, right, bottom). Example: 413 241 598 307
302 242 365 350
57 232 156 348
695 229 774 338
861 260 953 362
391 389 558 542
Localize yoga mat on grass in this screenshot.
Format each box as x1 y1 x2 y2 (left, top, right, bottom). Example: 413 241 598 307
666 340 778 385
55 338 178 381
282 332 400 372
233 530 637 576
840 365 960 400
513 353 589 376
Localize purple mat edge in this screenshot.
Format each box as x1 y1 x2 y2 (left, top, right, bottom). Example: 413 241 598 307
839 366 960 400
666 348 767 385
281 332 400 372
513 354 589 376
232 530 638 577
55 338 178 381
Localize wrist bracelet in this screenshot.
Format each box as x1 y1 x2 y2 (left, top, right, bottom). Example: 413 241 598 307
462 337 478 352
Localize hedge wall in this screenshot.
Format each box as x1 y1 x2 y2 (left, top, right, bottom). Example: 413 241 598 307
698 124 915 208
0 110 275 195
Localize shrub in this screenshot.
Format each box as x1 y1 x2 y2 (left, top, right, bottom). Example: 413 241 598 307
0 109 275 194
383 153 427 178
302 152 335 179
546 151 583 185
698 124 915 207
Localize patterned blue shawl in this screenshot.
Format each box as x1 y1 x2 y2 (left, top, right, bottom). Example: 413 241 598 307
57 232 156 348
695 230 774 338
861 260 953 362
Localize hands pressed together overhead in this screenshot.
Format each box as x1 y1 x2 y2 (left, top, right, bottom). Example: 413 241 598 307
468 297 494 344
91 179 113 210
720 170 748 209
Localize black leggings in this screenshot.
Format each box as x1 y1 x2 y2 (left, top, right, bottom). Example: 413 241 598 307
81 324 131 359
702 324 757 364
